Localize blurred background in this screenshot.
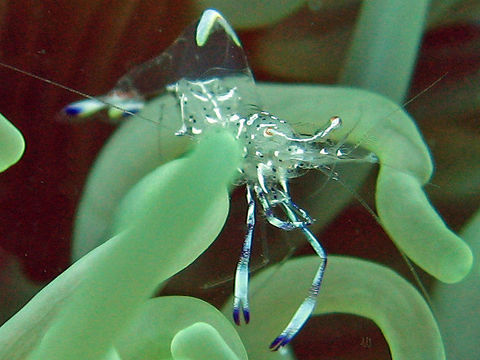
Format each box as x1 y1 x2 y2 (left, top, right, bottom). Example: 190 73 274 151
0 0 479 359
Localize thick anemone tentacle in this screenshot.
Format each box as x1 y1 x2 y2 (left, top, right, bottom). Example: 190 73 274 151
0 113 25 172
116 296 248 360
0 130 241 360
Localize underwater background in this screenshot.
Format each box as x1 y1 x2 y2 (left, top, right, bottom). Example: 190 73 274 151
0 1 479 359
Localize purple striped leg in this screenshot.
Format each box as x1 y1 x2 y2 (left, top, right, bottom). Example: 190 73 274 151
233 184 255 325
269 201 327 351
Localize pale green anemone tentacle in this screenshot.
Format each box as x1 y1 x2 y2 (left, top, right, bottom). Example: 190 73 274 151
115 297 247 360
0 130 241 360
0 113 25 172
26 130 240 360
223 255 445 360
432 208 480 359
171 322 241 360
340 0 430 102
376 169 473 283
259 83 473 283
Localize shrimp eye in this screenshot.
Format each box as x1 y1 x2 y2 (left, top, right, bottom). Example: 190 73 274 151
329 116 342 128
264 126 275 137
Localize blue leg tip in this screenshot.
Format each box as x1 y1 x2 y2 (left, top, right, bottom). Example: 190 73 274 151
63 106 82 116
233 308 240 325
243 308 250 324
269 334 292 351
233 304 250 325
269 336 283 351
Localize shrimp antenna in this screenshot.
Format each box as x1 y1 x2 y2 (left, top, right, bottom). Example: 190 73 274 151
348 72 449 153
402 72 448 108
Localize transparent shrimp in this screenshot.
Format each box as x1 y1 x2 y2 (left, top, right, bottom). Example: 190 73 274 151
7 9 380 350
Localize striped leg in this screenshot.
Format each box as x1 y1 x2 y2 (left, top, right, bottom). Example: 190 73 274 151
269 202 327 351
233 184 255 325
